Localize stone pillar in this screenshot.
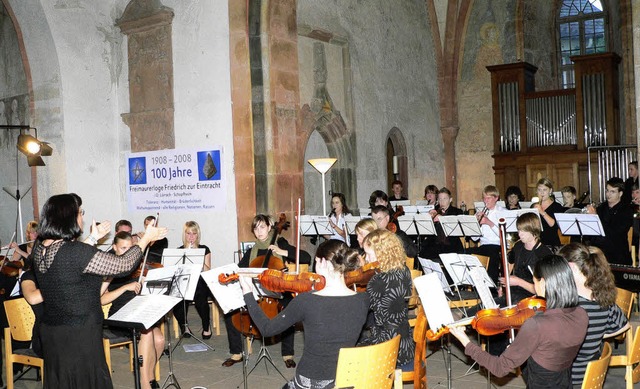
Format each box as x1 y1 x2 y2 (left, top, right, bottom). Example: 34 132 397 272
117 0 175 152
441 126 459 197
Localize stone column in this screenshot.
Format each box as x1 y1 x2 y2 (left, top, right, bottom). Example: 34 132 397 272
441 126 459 196
117 0 175 152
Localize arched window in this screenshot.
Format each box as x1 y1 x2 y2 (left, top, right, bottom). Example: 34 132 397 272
558 0 607 88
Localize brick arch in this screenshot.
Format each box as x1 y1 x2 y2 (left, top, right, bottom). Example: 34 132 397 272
386 127 408 194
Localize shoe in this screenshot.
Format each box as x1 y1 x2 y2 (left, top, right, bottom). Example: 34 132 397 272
284 359 296 368
202 327 212 340
150 380 160 389
183 332 192 338
222 357 243 367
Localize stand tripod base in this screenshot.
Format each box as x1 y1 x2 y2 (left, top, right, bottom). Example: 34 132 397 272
237 336 287 388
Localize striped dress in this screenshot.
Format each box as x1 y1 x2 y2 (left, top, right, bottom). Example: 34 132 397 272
571 297 628 385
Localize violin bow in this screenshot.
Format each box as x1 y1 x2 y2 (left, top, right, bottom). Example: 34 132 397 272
137 212 159 284
295 198 301 275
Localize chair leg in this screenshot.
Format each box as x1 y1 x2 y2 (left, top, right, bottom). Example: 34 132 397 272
155 360 160 381
211 301 221 336
103 339 113 377
129 343 134 372
172 313 180 339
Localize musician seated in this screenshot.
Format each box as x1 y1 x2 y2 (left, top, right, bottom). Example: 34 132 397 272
582 177 633 265
390 180 408 201
422 184 439 207
419 187 464 261
137 216 168 264
561 186 584 211
559 243 629 386
505 186 524 210
370 205 418 259
239 239 369 389
101 232 164 389
224 214 310 368
450 255 588 388
467 185 504 284
353 218 377 256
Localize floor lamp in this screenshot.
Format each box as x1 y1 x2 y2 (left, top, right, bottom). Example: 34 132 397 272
307 158 337 216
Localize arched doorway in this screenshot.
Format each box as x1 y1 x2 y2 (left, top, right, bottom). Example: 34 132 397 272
386 127 408 196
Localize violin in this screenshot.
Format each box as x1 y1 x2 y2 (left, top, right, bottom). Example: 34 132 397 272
218 269 326 294
0 256 23 278
131 261 163 279
344 261 380 289
425 296 546 341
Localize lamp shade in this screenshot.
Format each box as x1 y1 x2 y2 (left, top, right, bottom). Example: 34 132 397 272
307 158 337 174
17 134 41 156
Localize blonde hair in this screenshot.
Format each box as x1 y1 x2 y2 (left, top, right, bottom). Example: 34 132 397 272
363 229 406 272
182 221 201 247
355 218 377 235
483 185 499 198
537 177 554 191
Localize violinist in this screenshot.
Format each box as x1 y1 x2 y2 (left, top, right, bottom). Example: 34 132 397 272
559 244 629 386
449 255 588 388
371 205 418 259
467 185 504 284
239 239 369 389
353 218 377 254
101 232 164 389
358 229 414 369
326 193 351 244
172 221 213 338
223 214 309 368
9 220 38 262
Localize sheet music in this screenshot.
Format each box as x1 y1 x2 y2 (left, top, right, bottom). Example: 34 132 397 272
390 200 411 209
414 273 454 330
343 215 365 235
439 253 496 288
555 213 606 236
202 264 245 313
439 215 482 237
141 264 201 300
494 208 541 232
106 294 182 330
397 214 436 236
415 205 434 214
469 268 497 309
417 257 452 293
298 215 334 235
474 201 506 210
161 248 206 266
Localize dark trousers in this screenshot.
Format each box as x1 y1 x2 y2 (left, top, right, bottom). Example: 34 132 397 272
173 278 212 332
467 244 502 285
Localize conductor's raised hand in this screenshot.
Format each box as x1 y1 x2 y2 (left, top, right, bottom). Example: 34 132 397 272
91 220 112 241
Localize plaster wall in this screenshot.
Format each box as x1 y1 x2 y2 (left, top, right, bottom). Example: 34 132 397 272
297 0 441 208
4 1 237 266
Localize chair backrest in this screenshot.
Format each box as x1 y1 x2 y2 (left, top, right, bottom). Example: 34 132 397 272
405 257 415 270
102 303 112 319
411 310 427 389
472 254 490 270
334 335 400 389
615 288 634 319
4 298 35 342
408 270 422 308
558 229 571 245
581 341 612 389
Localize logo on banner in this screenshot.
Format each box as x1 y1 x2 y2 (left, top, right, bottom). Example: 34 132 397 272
129 157 147 185
197 150 221 181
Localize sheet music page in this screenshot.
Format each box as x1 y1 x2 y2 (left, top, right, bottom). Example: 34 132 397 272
439 253 469 285
438 216 463 237
414 273 454 330
161 248 206 266
460 254 496 288
469 268 497 308
202 264 246 314
107 294 182 330
418 257 452 293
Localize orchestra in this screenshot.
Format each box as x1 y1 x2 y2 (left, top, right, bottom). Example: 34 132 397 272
1 176 637 389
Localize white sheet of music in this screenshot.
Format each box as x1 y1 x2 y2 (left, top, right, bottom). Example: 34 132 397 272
414 273 454 330
470 268 497 309
440 253 496 288
201 264 246 314
107 294 182 330
417 257 452 294
140 264 202 301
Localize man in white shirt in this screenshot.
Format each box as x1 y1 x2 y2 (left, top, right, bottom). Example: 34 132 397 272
468 185 505 283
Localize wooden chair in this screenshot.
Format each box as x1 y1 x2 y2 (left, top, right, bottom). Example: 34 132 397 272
581 341 612 389
407 269 422 310
558 229 571 245
102 303 134 376
401 307 427 389
471 254 490 270
334 335 401 389
609 326 640 389
4 298 44 389
615 288 635 344
405 257 415 270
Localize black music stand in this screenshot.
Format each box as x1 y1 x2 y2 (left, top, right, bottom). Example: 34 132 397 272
299 215 333 245
105 294 181 389
397 214 436 253
555 213 605 242
439 215 482 253
494 209 542 232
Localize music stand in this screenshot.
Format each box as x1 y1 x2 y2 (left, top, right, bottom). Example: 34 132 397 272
105 294 182 389
416 205 434 214
494 209 542 232
397 214 435 252
555 213 605 241
390 199 410 212
439 253 496 306
343 215 364 236
298 215 333 244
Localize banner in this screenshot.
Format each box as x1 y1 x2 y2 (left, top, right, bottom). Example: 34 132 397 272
126 147 225 213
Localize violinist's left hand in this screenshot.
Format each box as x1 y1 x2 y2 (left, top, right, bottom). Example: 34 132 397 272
268 245 287 257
